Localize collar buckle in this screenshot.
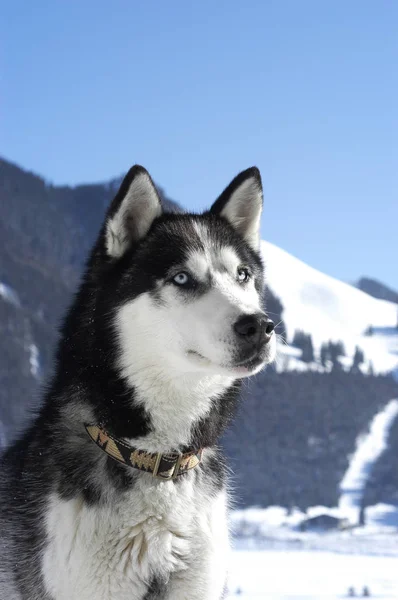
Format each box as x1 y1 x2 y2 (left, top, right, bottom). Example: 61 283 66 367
171 454 183 479
152 452 183 480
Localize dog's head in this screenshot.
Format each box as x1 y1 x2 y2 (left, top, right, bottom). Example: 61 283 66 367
95 165 276 382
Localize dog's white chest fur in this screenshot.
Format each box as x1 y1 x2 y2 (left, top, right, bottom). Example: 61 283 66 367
42 474 229 600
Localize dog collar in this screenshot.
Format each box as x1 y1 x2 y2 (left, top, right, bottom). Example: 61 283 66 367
85 424 203 480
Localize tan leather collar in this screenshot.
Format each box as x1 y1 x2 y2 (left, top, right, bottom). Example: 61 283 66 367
85 424 203 480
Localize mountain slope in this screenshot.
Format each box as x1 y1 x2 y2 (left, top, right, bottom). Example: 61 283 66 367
357 277 398 304
262 241 398 375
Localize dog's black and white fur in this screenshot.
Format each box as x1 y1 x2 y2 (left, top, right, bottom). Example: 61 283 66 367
0 165 275 599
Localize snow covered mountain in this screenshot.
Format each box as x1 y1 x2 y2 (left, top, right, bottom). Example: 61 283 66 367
262 241 398 376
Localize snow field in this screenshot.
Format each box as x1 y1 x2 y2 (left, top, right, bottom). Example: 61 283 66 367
227 549 398 599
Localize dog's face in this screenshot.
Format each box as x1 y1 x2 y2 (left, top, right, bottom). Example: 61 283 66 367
98 166 275 381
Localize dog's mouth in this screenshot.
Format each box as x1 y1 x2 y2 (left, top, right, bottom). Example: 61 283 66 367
187 350 211 365
187 347 270 376
231 351 267 376
234 353 264 369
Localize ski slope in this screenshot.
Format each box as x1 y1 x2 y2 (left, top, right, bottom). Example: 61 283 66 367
261 241 398 374
339 399 398 523
232 398 398 536
0 281 20 307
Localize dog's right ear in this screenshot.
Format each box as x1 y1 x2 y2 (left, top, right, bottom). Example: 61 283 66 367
105 165 162 258
210 167 263 251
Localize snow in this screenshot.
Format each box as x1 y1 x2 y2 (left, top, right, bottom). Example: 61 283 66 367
0 281 20 307
0 280 42 379
229 502 398 597
231 502 398 542
339 400 398 523
29 343 41 379
261 241 398 375
227 548 398 599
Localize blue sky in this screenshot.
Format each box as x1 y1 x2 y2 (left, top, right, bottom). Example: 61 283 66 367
1 1 397 289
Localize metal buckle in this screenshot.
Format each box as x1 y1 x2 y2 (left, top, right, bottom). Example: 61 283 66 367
152 452 162 478
172 454 183 479
152 452 182 480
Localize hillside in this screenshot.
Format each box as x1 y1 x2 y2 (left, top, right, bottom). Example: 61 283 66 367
357 277 398 305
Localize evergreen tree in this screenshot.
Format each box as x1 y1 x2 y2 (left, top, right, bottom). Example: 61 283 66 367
292 330 314 363
351 346 365 372
301 334 314 363
320 343 329 367
292 330 304 347
328 341 345 370
335 341 346 357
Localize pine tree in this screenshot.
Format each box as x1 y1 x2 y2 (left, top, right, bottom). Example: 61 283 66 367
368 361 374 376
335 341 346 357
351 346 365 372
328 341 345 370
292 330 305 348
320 343 329 367
301 334 314 363
292 330 314 363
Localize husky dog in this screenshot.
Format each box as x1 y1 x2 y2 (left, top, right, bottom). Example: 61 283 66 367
0 165 275 599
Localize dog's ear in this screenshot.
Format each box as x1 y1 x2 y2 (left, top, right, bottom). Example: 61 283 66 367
210 167 263 250
105 165 162 258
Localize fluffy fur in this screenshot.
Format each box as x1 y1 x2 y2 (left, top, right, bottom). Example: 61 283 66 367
0 165 275 599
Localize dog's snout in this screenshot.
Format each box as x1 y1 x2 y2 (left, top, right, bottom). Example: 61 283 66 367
233 314 274 345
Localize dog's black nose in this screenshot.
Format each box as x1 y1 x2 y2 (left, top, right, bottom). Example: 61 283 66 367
233 314 274 344
265 319 275 335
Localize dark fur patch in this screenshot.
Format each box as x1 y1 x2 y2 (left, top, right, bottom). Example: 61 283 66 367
143 577 168 599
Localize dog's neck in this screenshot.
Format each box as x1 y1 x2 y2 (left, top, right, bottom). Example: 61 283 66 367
121 363 237 454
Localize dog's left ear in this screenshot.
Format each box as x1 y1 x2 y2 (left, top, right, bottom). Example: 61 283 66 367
210 167 263 250
105 165 162 258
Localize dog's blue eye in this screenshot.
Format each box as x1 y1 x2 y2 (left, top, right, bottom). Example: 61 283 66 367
237 267 250 283
172 272 190 286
